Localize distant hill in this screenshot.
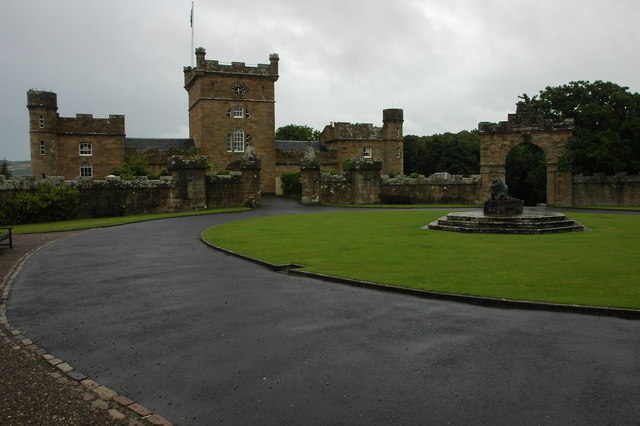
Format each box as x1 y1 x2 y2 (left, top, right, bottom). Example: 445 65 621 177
4 160 31 176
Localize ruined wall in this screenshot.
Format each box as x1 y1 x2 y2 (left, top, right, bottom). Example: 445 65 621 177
572 173 640 207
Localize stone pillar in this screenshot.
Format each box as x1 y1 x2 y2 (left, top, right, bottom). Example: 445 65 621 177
349 158 382 204
300 146 321 205
240 144 262 207
168 155 208 210
547 164 573 207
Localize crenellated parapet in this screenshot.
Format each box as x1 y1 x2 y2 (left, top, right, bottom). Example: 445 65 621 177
183 47 279 89
478 103 574 133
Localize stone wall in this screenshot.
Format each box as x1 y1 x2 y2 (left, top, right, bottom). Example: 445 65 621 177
0 154 261 220
381 174 483 204
299 149 482 205
572 173 640 207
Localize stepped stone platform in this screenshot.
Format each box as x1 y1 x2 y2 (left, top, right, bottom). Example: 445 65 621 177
425 210 588 234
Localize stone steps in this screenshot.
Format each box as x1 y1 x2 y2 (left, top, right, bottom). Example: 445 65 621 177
426 211 588 235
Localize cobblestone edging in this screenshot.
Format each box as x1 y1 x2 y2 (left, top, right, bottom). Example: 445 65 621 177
0 243 174 426
200 235 640 321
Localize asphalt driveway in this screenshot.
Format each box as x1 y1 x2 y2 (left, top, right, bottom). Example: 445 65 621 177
8 197 640 425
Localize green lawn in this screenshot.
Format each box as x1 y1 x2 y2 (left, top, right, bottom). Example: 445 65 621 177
10 207 248 234
203 211 640 309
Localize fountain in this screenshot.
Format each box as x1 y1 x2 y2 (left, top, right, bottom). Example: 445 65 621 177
426 178 587 234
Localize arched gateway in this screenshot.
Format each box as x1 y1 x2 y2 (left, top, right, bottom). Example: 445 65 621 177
478 102 574 206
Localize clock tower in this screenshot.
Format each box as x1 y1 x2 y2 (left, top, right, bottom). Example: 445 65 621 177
184 48 279 193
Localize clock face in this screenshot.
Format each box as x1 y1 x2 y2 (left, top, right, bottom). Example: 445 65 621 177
231 82 246 99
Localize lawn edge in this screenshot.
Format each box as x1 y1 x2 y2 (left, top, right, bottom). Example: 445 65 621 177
201 233 640 320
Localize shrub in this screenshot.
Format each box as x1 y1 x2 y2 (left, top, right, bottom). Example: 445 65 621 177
281 171 301 199
0 182 79 225
110 155 151 179
343 159 352 172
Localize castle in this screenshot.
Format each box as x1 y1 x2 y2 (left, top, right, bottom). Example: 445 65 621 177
28 48 404 193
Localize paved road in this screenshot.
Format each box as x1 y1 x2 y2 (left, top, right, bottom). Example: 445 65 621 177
8 198 640 425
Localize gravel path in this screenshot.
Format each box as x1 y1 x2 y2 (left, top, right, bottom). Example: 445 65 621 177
0 232 127 425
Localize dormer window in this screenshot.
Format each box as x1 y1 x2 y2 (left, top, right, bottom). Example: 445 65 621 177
79 142 92 156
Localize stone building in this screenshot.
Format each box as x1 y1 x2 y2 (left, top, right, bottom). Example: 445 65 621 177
319 108 404 175
274 108 405 180
183 48 279 193
28 48 403 192
27 90 126 179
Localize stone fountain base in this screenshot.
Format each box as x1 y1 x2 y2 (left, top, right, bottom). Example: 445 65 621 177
425 209 588 235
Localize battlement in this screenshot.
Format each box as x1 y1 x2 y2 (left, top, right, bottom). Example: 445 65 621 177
57 114 125 135
321 122 382 141
479 103 574 133
27 89 57 109
184 48 279 87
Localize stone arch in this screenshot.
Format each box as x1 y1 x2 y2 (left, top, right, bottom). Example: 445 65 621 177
478 103 575 206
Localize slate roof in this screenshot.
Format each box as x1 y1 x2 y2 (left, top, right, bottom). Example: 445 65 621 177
125 138 195 151
275 140 327 152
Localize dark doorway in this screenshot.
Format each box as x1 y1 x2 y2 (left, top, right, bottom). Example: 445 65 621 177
505 143 547 206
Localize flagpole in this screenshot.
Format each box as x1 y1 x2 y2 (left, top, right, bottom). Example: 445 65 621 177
190 1 195 67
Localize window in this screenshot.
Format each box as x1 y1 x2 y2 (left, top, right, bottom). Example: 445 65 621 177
233 106 244 118
363 147 372 158
40 141 45 155
79 162 92 178
396 147 401 159
226 134 233 152
245 109 250 119
79 142 92 156
39 116 45 128
233 128 245 152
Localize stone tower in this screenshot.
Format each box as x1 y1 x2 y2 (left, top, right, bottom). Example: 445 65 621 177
184 48 279 193
27 90 59 178
381 108 404 174
27 89 126 179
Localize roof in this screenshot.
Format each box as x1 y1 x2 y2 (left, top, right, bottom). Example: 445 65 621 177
125 138 195 151
275 140 327 152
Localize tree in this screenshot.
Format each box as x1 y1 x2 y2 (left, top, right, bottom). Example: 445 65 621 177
275 124 321 141
110 155 151 179
403 131 480 176
532 80 640 174
505 143 546 205
0 159 11 179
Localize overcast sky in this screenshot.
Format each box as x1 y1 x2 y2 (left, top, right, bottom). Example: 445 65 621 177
2 0 639 161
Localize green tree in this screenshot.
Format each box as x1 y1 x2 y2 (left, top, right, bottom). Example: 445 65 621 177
0 159 12 179
505 143 546 205
110 155 151 179
532 80 640 174
276 124 321 141
403 130 480 176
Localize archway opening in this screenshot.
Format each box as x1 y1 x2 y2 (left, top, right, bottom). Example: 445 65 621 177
505 142 547 206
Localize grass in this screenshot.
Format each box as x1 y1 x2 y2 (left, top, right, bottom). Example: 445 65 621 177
203 211 640 309
10 207 249 234
326 203 482 208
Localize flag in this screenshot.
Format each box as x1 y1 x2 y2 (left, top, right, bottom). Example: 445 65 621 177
190 3 194 28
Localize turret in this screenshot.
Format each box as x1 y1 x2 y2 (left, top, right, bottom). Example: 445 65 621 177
382 108 403 140
27 90 59 178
